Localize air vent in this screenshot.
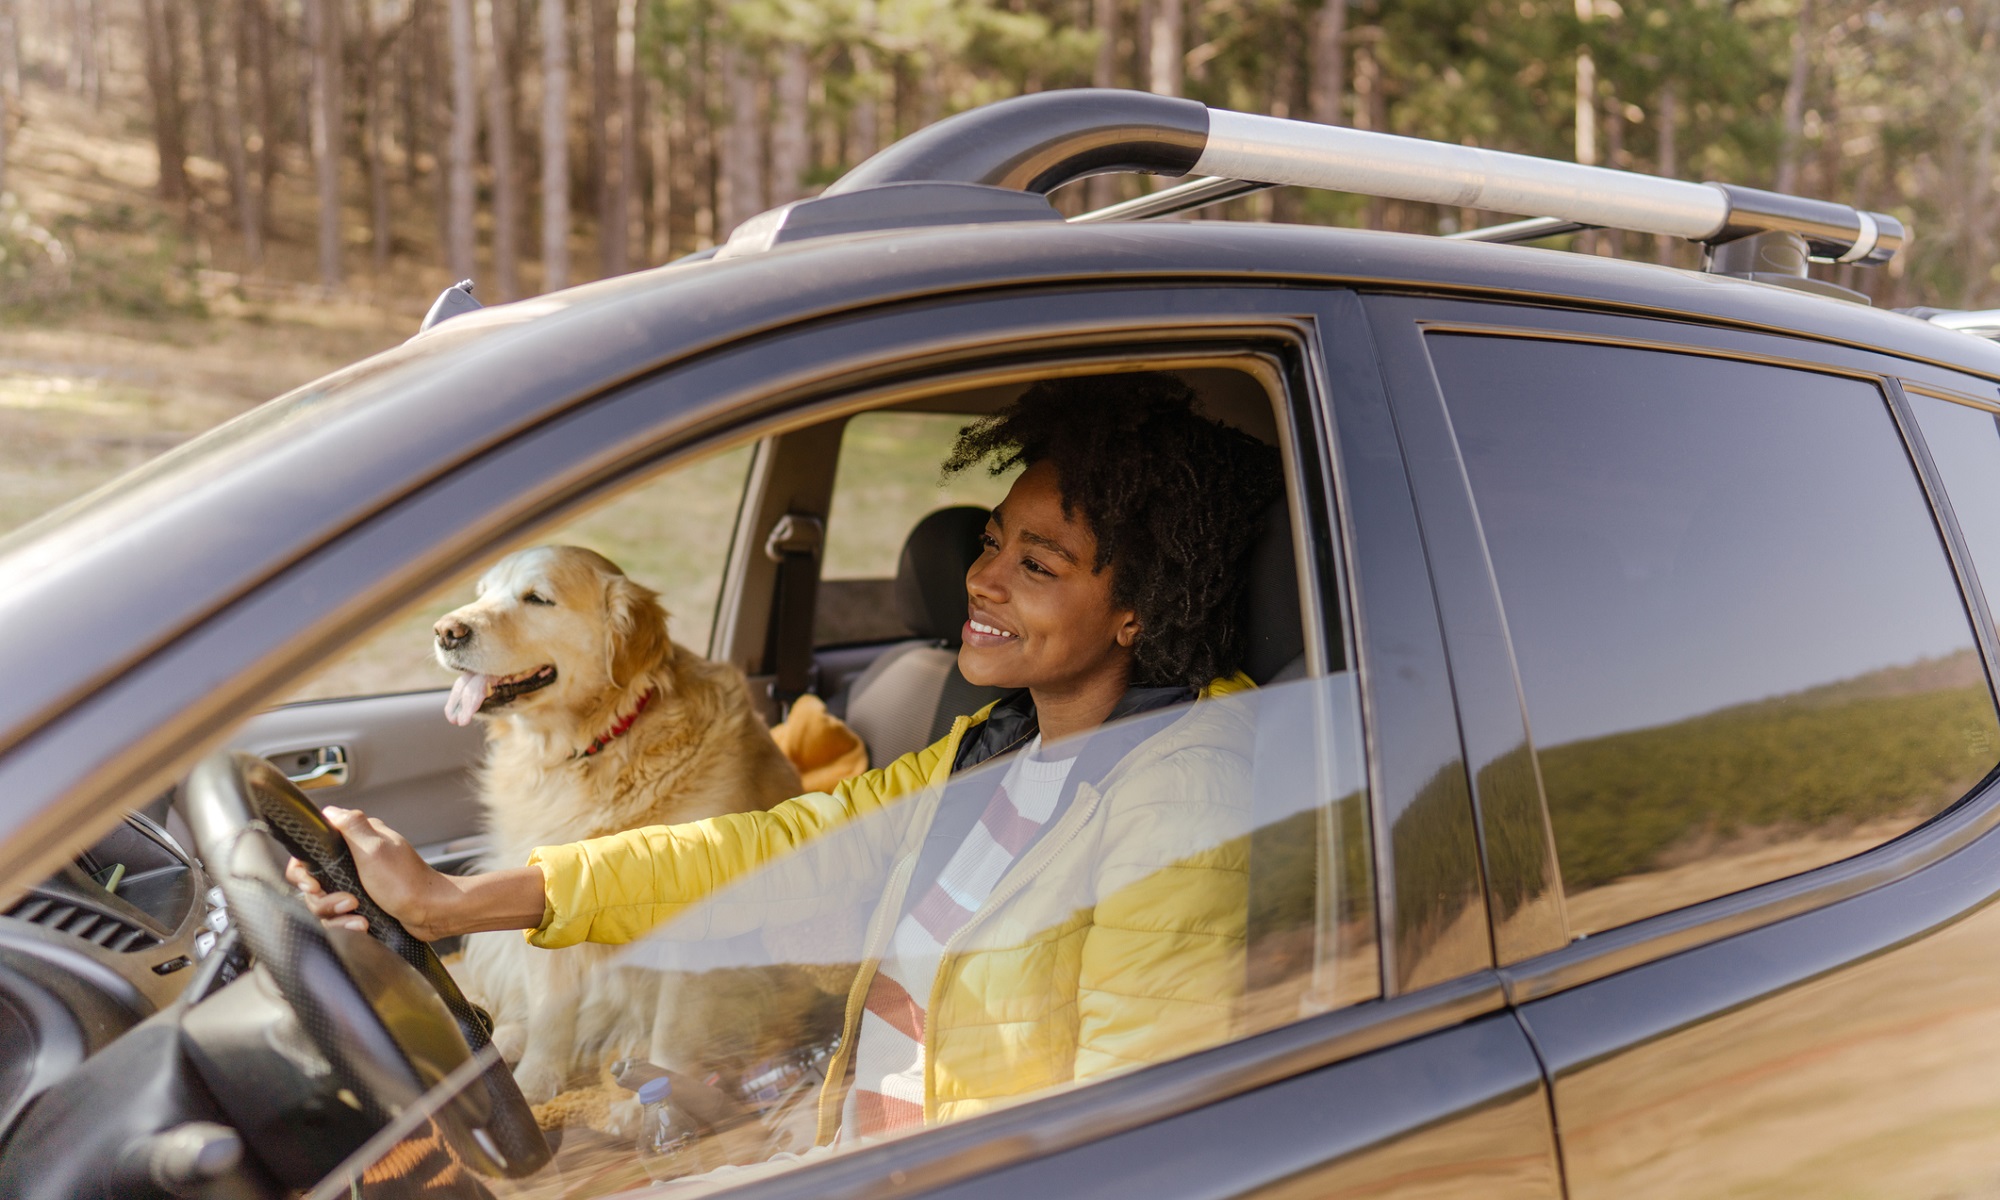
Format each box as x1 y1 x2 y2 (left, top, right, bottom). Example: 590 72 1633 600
6 895 161 953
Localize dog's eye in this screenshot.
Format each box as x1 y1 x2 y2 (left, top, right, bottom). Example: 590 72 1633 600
523 592 555 607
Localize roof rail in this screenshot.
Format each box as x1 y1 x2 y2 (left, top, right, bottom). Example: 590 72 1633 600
731 89 1905 271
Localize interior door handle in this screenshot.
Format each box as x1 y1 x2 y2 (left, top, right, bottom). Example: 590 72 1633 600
273 745 349 791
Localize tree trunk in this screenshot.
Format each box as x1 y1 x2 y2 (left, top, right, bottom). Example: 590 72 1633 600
192 1 225 165
305 0 343 289
477 0 518 297
364 0 390 277
540 0 569 290
649 67 669 261
447 0 478 282
141 0 191 206
1310 0 1345 126
718 40 763 239
586 0 617 275
608 0 635 273
219 0 259 263
769 41 809 206
249 0 276 222
1147 0 1181 97
1776 0 1812 193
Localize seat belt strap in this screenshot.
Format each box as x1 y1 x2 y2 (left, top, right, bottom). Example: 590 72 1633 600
764 513 825 717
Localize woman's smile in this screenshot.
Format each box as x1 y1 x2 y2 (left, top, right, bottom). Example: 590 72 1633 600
956 461 1140 740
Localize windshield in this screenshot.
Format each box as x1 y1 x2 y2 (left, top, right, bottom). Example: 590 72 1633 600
313 674 1373 1197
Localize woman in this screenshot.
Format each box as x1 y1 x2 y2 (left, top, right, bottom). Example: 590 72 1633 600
293 371 1284 1141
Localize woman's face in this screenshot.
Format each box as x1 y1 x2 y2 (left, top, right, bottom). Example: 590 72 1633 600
959 460 1140 696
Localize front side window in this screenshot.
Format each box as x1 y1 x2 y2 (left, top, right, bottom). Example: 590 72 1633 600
1432 335 2000 937
304 365 1376 1195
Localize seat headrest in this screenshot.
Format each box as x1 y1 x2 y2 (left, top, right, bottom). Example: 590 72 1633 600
1237 500 1306 685
895 506 990 643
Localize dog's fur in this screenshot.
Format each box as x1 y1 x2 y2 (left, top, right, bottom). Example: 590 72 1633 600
434 545 803 1104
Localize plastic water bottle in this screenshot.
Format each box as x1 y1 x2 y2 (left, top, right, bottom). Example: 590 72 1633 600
634 1076 700 1182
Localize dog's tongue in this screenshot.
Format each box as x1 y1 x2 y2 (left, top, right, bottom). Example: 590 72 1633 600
445 673 493 726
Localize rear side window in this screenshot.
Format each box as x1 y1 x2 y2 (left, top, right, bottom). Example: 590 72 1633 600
1908 393 2000 612
1432 336 1999 937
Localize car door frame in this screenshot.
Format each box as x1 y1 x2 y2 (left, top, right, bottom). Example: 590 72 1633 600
1366 290 2000 1189
2 277 1551 1198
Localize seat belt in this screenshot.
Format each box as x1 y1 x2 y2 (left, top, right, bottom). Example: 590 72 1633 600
763 513 825 718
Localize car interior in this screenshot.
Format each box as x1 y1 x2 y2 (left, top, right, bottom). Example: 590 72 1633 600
0 353 1360 1195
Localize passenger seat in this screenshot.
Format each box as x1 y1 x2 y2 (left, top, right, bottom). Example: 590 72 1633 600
838 507 1009 768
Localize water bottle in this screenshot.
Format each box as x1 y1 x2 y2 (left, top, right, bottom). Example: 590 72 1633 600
634 1075 700 1182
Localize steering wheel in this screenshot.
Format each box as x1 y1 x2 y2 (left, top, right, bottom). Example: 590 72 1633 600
183 750 550 1179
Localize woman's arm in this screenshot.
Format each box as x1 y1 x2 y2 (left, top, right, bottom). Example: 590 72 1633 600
285 806 547 941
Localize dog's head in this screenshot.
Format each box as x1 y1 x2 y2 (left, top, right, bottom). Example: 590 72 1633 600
434 545 669 727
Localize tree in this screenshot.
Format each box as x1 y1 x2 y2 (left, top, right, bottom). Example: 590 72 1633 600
305 0 344 289
541 0 570 290
478 0 519 297
140 0 191 207
447 0 478 282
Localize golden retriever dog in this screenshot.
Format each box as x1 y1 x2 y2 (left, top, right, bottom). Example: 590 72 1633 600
433 545 803 1107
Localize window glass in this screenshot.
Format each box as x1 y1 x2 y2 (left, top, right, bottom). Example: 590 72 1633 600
279 443 754 702
817 411 1019 645
322 674 1372 1196
1432 335 2000 937
1909 393 2000 614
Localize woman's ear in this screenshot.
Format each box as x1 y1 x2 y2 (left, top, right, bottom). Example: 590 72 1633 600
1115 610 1141 650
604 574 670 689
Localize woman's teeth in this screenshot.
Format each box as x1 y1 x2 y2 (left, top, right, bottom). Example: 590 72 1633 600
969 620 1016 639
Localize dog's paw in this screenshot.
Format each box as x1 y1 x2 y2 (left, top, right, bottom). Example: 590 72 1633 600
604 1097 646 1139
491 1023 528 1064
512 1060 567 1105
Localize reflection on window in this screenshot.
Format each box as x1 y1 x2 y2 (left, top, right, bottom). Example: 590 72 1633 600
1433 336 2000 937
336 677 1374 1196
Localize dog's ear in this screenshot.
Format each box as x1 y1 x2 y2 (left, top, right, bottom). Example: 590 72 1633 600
605 574 670 688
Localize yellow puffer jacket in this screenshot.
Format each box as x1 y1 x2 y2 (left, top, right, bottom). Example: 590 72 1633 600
527 674 1256 1140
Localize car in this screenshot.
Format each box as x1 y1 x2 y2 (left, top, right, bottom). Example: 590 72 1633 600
2 85 1999 1199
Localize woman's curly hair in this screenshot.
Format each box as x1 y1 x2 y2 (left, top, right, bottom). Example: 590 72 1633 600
942 372 1284 690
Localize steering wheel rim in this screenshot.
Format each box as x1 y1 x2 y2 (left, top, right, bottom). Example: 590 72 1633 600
185 750 550 1179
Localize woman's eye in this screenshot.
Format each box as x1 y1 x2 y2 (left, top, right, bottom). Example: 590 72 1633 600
978 532 999 550
1021 557 1052 577
523 593 554 607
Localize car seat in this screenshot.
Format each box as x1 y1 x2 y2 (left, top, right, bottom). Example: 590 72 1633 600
839 506 1010 768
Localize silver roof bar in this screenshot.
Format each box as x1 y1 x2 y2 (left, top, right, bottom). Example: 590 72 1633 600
794 90 1909 266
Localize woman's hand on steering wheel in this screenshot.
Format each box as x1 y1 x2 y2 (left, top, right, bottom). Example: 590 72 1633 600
285 806 460 941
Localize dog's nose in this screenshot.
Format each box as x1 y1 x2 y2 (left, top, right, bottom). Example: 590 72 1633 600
435 618 473 651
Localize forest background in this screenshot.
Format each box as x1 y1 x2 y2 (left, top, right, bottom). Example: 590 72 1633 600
0 0 1990 538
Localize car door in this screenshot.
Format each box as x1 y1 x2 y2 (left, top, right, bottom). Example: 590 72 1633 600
1372 293 2000 1199
261 283 1556 1197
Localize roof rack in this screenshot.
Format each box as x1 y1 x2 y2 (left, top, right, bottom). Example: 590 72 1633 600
725 89 1905 285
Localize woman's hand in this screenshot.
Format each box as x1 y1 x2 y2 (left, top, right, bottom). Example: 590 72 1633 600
286 805 550 942
285 806 463 942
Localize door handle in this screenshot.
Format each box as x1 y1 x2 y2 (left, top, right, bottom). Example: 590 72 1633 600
273 745 349 791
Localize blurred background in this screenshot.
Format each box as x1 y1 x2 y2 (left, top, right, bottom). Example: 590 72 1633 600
0 0 1988 536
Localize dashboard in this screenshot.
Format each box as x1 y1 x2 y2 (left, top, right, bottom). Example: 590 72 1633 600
0 812 230 1143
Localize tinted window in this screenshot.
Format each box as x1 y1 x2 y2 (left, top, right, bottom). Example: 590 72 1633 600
1433 336 1999 936
1910 393 2000 614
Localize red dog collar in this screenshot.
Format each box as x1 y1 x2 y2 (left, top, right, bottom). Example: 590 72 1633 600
573 688 656 760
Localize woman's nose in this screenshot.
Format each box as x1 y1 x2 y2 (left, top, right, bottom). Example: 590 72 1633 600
965 553 1004 602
